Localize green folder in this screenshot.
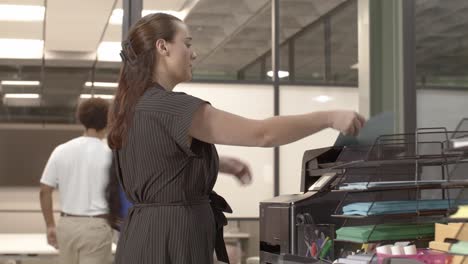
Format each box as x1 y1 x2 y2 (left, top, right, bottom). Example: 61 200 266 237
450 241 468 255
336 223 434 243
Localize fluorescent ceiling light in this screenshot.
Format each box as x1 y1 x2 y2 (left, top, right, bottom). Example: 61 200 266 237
85 81 118 88
1 80 40 86
4 93 40 99
109 9 124 25
109 9 186 25
97 41 121 62
80 94 114 100
267 70 289 79
142 10 186 19
314 95 333 103
453 140 468 149
0 5 45 21
0 39 43 59
450 138 468 149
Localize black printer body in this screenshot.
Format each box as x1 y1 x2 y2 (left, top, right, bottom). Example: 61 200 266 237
260 147 347 263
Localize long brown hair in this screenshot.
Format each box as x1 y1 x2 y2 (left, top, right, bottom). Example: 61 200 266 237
108 13 182 149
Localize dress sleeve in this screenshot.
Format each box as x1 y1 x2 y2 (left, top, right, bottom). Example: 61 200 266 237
159 92 210 156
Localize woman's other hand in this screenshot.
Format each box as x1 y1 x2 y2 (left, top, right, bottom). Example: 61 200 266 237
219 157 252 185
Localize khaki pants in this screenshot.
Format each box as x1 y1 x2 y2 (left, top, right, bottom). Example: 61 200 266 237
56 216 112 264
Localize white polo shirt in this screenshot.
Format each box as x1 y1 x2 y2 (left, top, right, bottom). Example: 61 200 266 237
40 136 112 216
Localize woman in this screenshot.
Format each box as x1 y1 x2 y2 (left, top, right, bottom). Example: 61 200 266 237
108 13 365 264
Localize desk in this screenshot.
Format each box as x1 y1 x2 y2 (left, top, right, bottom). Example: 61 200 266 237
0 233 249 264
224 232 250 239
224 232 250 264
0 234 116 264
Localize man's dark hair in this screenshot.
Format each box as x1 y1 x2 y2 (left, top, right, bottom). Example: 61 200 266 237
77 98 109 130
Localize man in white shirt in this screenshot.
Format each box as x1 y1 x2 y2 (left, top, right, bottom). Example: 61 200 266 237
39 98 112 264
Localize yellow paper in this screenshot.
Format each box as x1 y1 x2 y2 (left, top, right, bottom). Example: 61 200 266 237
452 255 468 264
451 205 468 219
435 223 461 241
429 241 451 252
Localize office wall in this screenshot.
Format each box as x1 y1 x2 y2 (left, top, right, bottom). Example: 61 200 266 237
0 187 60 233
0 124 82 186
417 89 468 130
279 86 359 195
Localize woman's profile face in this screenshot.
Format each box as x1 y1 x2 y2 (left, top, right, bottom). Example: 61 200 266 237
165 21 197 83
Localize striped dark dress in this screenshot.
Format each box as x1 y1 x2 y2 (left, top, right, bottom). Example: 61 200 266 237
114 83 231 264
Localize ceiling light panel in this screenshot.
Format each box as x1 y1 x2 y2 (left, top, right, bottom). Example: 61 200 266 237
0 4 45 21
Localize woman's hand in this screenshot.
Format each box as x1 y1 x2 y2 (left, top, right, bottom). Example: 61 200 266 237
328 111 366 136
219 157 252 185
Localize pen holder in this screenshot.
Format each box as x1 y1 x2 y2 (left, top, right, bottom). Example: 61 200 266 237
296 223 335 260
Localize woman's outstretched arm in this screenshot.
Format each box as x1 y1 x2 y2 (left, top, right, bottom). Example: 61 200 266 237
189 104 365 148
